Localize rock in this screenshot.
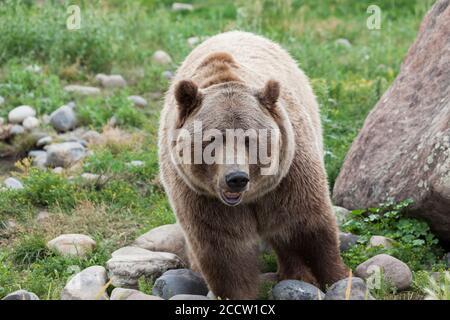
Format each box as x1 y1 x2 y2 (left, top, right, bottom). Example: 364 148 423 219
36 136 52 147
355 254 412 290
80 173 108 185
52 167 64 174
128 95 148 108
45 142 86 168
152 50 172 65
0 96 4 106
42 114 51 125
172 2 194 11
368 235 394 249
28 150 47 169
22 116 39 130
207 291 216 300
61 266 108 300
332 0 450 245
110 288 163 300
106 246 184 288
334 206 350 225
127 160 145 167
162 70 174 80
335 38 352 48
339 232 359 252
64 85 101 96
325 277 374 300
95 74 127 89
36 211 50 223
9 124 25 135
47 234 96 257
0 117 4 126
187 36 200 47
2 290 39 300
270 280 324 300
134 224 187 263
25 64 42 73
8 105 36 124
170 294 209 300
152 269 208 299
50 105 77 132
4 177 24 190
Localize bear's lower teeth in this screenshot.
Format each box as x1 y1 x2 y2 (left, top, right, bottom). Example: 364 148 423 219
224 192 240 199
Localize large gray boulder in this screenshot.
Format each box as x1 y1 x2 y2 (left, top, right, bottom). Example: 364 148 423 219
45 142 86 168
333 0 450 245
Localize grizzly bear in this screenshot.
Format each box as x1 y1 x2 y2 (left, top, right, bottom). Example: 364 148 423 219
158 31 347 299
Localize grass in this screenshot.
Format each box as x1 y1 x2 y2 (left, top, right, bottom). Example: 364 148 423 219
0 0 447 299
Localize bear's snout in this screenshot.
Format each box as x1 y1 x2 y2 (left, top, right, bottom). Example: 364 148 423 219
225 171 249 192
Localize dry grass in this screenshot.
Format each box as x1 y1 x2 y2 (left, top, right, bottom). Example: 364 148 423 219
90 125 145 154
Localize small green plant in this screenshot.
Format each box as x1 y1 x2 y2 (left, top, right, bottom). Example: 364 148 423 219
341 200 445 271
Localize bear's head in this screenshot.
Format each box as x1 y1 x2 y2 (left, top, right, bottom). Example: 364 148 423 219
169 79 295 206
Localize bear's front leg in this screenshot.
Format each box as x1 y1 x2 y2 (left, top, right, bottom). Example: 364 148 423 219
188 229 260 299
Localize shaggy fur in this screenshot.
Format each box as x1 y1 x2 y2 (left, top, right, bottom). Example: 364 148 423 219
159 31 347 299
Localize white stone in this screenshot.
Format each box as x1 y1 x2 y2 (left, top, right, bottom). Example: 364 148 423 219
106 246 184 288
95 74 126 88
110 288 163 300
22 116 40 130
36 136 53 147
8 106 36 124
134 224 187 263
127 160 144 167
61 266 108 300
25 64 42 73
172 2 193 11
9 125 24 135
152 50 172 65
187 37 200 47
50 105 77 132
4 177 24 190
368 235 395 249
47 234 96 257
64 85 101 96
128 95 148 108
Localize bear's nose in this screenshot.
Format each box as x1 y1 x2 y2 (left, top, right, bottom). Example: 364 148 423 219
225 171 249 192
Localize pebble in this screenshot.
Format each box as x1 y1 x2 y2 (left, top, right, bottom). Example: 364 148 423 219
61 266 109 300
368 235 395 249
50 105 77 132
325 277 374 300
22 116 40 130
36 136 53 147
128 95 148 108
355 254 412 290
152 50 172 65
170 294 209 300
64 85 101 96
47 234 96 257
45 142 86 168
9 124 25 135
110 288 163 300
95 74 127 89
8 106 36 124
339 232 359 252
270 280 324 300
3 177 24 190
152 269 208 299
2 290 39 300
172 2 194 11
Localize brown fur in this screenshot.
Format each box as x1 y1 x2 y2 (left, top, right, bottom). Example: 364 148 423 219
159 31 347 299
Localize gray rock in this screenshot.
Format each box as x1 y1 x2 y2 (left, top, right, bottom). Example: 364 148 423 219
2 290 39 300
9 124 25 135
8 106 36 124
22 116 39 130
339 232 359 252
355 254 412 290
95 74 126 89
45 142 86 168
170 294 209 300
134 224 187 263
106 246 184 288
127 160 145 167
36 136 53 147
207 291 216 300
152 50 172 65
152 269 208 299
28 150 47 169
172 2 193 11
110 288 163 300
334 206 350 225
325 277 374 300
368 235 395 249
270 280 324 300
162 70 174 80
50 105 77 132
187 37 200 47
80 173 108 185
61 266 108 300
4 177 24 190
52 167 64 174
80 130 102 145
64 85 101 96
335 38 352 48
25 64 42 73
128 95 148 108
47 234 96 257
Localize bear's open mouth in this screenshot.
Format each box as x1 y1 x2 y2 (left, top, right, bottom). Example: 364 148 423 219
220 190 243 206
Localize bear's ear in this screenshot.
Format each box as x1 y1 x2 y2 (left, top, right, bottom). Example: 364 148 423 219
257 80 280 109
175 80 202 128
